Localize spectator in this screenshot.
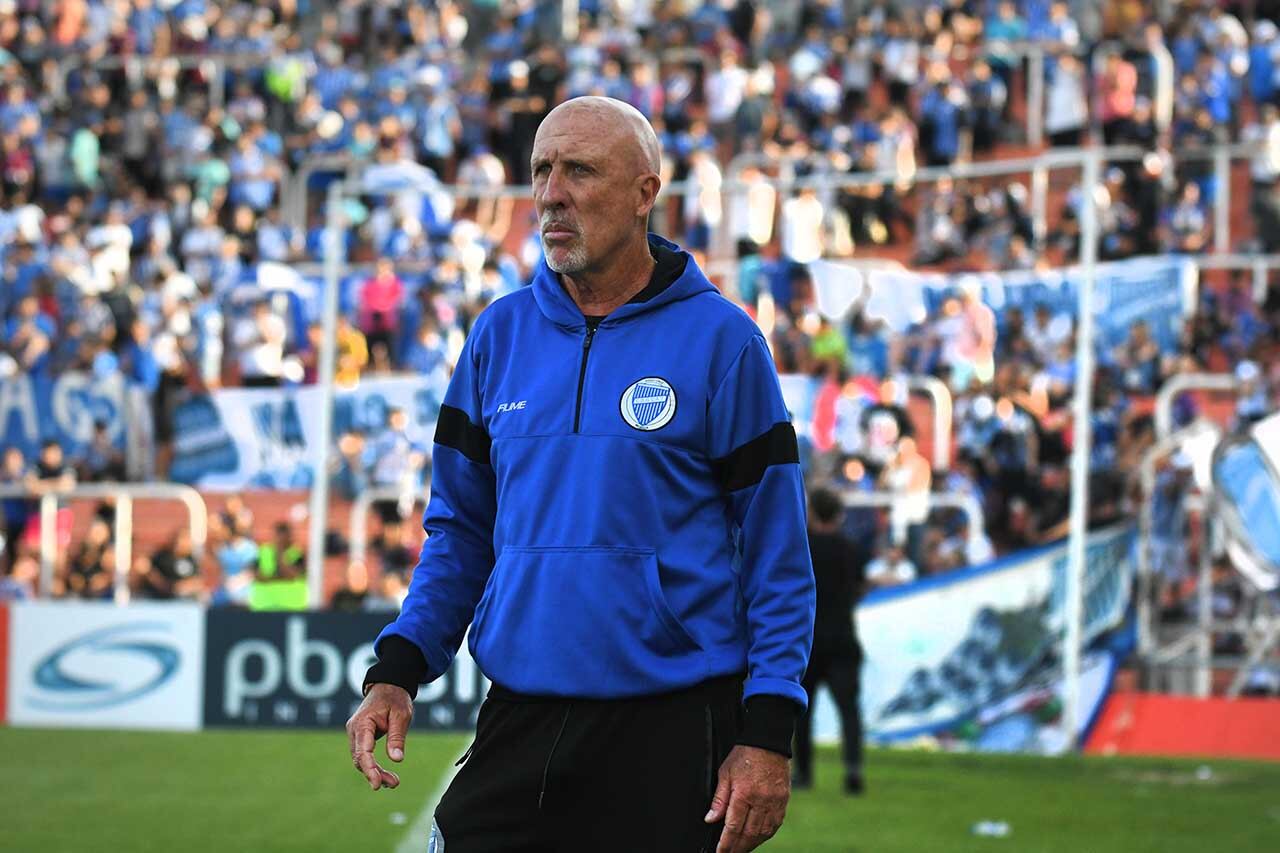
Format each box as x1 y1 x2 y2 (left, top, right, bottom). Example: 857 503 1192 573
1 448 30 564
209 511 258 607
1160 181 1210 255
233 298 287 387
65 516 114 600
79 419 125 482
250 521 307 612
331 559 372 612
146 527 204 601
358 258 405 360
880 436 932 565
335 314 369 389
866 540 918 588
363 567 408 612
1097 51 1138 145
1045 54 1088 147
0 551 37 601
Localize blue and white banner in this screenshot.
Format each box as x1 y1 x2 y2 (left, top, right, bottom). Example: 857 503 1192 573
814 525 1136 754
1213 411 1280 591
168 375 448 491
865 256 1197 354
7 602 205 731
0 371 127 461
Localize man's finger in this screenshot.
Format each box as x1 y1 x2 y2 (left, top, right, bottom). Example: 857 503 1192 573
386 705 411 763
742 800 779 850
352 717 385 790
716 793 751 853
355 748 385 790
704 774 732 823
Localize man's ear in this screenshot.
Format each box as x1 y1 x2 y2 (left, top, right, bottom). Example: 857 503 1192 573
635 173 662 218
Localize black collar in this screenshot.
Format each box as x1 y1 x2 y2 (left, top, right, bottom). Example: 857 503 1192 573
582 241 688 323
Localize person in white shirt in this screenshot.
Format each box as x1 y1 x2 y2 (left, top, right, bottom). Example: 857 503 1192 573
726 165 777 248
866 541 918 588
234 299 287 387
1045 54 1088 147
781 187 825 263
705 49 749 134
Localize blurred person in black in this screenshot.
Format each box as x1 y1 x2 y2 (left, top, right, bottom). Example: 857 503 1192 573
793 486 867 795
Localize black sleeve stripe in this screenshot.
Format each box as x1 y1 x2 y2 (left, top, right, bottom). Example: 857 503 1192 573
711 422 799 492
434 404 491 465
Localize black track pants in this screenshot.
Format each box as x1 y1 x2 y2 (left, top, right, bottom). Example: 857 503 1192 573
432 675 744 852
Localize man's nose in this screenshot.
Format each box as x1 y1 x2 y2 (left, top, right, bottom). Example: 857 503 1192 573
538 166 569 207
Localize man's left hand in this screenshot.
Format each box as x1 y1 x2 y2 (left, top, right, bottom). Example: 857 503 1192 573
704 745 791 853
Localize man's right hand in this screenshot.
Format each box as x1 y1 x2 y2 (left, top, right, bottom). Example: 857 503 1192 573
346 683 414 791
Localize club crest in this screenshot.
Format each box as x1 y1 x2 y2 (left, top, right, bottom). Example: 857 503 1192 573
620 377 677 431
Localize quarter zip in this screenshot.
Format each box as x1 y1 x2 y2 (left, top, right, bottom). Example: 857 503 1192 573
573 320 600 433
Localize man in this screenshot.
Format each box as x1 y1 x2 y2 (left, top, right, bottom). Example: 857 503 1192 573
793 488 866 795
347 96 815 853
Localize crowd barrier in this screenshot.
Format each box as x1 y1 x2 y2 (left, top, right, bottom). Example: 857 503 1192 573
3 526 1135 756
0 603 484 733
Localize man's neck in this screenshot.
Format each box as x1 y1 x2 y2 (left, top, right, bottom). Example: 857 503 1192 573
559 238 657 317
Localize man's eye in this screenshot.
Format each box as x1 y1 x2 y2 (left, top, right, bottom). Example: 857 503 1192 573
572 164 589 175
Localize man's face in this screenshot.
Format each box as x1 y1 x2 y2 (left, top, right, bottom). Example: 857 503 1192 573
531 106 650 275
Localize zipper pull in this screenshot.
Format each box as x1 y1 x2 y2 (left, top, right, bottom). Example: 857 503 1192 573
584 327 596 349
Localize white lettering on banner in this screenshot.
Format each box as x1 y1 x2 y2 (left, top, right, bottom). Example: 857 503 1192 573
51 373 123 444
0 372 37 440
273 701 299 724
347 642 378 695
286 618 343 699
224 639 284 716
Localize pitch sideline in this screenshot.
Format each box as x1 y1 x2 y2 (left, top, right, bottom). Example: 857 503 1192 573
394 761 459 853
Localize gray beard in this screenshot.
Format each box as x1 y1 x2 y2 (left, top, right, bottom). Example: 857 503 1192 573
542 236 589 274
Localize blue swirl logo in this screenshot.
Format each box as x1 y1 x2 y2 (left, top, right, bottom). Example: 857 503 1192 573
28 622 181 711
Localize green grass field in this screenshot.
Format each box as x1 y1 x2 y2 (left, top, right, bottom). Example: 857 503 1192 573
1 727 1276 852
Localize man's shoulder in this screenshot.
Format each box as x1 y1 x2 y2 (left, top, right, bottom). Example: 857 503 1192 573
683 288 765 351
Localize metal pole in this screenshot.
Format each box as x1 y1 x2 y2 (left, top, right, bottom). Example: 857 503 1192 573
306 181 344 609
1031 165 1048 246
1063 149 1101 748
1214 146 1230 254
1154 373 1239 440
562 0 579 40
39 494 57 598
1196 510 1213 697
1027 47 1045 148
906 375 953 473
113 494 134 605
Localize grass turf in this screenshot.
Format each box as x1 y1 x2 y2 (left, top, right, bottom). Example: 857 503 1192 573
0 728 1276 852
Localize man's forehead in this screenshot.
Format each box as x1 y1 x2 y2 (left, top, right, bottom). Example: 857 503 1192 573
533 109 627 158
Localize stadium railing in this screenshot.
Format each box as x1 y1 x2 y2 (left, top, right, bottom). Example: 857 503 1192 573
0 482 209 604
838 489 987 553
348 484 428 567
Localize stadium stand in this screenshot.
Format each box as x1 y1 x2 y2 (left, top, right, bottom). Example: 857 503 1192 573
0 0 1277 638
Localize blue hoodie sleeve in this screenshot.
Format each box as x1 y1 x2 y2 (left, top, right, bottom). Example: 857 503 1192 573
368 333 496 692
707 334 815 715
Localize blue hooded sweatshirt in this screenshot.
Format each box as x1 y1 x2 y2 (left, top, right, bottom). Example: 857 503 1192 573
369 235 814 734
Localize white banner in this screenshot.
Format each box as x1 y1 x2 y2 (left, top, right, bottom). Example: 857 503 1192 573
167 375 447 491
7 602 205 731
814 526 1135 753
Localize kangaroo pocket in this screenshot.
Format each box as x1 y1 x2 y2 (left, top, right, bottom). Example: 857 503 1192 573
471 546 701 694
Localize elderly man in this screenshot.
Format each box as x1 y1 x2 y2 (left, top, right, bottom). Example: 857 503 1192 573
348 97 814 853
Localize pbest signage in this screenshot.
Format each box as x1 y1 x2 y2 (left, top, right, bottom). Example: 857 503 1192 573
204 611 485 729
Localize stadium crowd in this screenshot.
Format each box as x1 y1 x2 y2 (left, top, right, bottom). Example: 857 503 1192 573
0 0 1279 610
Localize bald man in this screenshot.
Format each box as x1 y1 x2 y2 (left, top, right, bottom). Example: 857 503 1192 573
349 97 814 853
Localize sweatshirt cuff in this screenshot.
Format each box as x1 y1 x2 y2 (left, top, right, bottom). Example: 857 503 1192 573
362 634 428 699
736 694 801 758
